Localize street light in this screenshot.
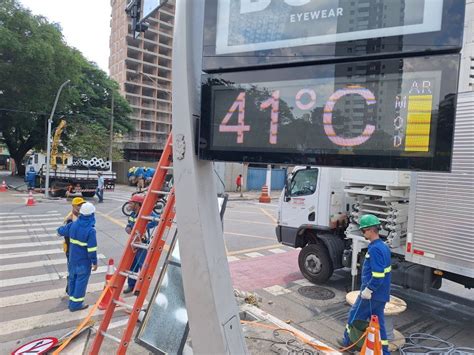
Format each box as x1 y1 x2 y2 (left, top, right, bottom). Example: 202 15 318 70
45 79 70 198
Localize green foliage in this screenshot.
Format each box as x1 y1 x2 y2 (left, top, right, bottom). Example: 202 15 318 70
0 0 132 173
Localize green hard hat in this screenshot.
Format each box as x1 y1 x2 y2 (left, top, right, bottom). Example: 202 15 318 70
359 214 381 229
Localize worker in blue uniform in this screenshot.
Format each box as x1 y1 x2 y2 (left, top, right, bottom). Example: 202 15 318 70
144 167 155 186
123 194 159 294
339 214 391 354
25 166 36 190
57 202 98 312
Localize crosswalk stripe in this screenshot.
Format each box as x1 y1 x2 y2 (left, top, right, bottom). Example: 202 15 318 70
0 299 133 336
0 233 57 241
227 256 240 262
0 214 62 220
0 217 63 224
0 211 59 216
269 248 286 254
2 221 61 228
2 249 66 260
0 282 106 308
0 227 57 235
245 252 264 258
0 266 108 288
0 240 63 250
0 254 106 272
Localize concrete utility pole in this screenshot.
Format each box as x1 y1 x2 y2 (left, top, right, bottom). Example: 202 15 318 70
109 93 114 167
45 79 70 198
172 1 248 354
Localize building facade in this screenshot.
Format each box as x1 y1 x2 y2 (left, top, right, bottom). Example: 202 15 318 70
109 0 175 161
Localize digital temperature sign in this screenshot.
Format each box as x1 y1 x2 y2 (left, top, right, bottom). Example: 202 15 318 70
199 55 459 171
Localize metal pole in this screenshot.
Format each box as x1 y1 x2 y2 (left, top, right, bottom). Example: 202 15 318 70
172 0 248 352
266 164 272 195
45 79 70 198
109 93 114 168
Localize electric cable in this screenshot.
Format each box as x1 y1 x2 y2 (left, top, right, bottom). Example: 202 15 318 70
400 333 474 355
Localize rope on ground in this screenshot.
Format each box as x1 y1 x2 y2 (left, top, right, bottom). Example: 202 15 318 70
52 275 116 354
400 333 474 355
241 319 343 353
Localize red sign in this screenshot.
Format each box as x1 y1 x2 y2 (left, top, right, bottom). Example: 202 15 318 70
11 337 58 355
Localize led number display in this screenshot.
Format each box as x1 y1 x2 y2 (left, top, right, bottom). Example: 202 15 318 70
202 0 465 71
199 54 460 171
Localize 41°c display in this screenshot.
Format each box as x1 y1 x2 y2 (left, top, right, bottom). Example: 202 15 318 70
199 55 459 171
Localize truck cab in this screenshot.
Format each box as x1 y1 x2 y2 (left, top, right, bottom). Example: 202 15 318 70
276 166 348 283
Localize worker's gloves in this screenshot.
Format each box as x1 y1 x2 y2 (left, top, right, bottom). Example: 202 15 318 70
361 287 373 300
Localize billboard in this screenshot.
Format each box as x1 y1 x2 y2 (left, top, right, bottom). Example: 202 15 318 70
202 0 465 71
199 54 460 171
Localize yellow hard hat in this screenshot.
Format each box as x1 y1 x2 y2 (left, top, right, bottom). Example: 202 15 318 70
72 197 86 206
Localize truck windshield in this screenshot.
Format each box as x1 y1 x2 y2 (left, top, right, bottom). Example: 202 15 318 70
289 169 318 197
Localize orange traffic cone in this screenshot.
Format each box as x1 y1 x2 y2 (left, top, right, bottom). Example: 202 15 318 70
26 191 36 206
259 185 271 203
99 259 125 310
0 180 6 192
360 315 383 355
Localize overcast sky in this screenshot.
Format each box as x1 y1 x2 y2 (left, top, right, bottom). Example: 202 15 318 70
19 0 111 73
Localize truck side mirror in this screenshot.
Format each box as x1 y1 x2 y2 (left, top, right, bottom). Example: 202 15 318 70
284 176 292 202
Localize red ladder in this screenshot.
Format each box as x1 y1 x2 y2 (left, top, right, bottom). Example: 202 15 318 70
90 134 175 354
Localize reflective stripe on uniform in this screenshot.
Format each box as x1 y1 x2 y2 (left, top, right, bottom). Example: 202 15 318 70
69 296 85 302
346 324 351 332
128 217 136 223
87 247 97 252
381 340 389 346
372 266 392 278
365 253 370 259
70 238 87 247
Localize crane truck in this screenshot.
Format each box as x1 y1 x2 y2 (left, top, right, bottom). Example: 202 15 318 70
275 91 474 293
25 120 116 198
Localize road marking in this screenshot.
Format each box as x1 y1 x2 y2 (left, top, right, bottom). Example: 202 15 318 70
0 213 62 220
96 211 127 228
0 282 105 308
1 248 64 260
226 218 275 226
224 231 275 241
0 227 57 235
0 266 108 288
0 217 63 224
0 254 106 272
227 256 240 263
226 244 282 256
263 285 292 296
260 208 277 223
0 240 63 250
3 221 62 228
227 210 265 215
245 252 264 258
0 233 57 241
269 248 287 254
293 279 314 287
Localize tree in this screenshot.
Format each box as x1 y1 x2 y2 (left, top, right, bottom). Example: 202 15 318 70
0 0 132 174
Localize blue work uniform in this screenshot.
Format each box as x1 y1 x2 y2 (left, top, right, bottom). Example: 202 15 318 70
57 214 97 311
25 168 36 189
343 239 392 354
144 168 155 181
126 211 158 290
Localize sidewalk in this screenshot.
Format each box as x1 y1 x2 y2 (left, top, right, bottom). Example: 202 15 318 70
226 189 282 202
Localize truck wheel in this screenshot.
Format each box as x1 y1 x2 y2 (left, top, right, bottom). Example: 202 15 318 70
298 243 333 284
50 181 64 198
82 191 95 198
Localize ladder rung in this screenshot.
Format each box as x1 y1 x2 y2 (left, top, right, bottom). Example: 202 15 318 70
101 330 121 344
141 215 160 222
150 190 170 195
160 166 173 170
119 271 139 280
113 299 134 311
131 242 149 250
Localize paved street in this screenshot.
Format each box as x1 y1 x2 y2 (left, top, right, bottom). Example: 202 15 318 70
1 179 473 352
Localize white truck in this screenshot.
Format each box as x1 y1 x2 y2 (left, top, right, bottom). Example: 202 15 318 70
25 152 116 198
276 92 474 292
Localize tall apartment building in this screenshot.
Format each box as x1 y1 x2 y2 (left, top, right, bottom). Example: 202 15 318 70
109 0 175 161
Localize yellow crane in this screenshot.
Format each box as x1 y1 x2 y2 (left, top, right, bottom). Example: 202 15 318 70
51 119 66 170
